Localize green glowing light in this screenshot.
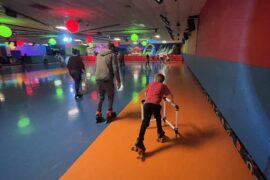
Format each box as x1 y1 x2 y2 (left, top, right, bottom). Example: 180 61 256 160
141 41 148 46
56 88 64 98
131 34 139 42
89 43 94 48
48 38 57 45
43 34 58 38
17 117 30 128
0 16 23 24
132 92 139 102
0 25 12 38
91 75 96 83
142 76 147 86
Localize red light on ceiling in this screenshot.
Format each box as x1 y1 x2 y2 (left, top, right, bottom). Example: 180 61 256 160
66 19 80 33
86 36 93 43
114 41 119 47
17 40 24 46
52 8 90 18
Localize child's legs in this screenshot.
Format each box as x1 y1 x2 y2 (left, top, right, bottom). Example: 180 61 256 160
153 105 164 136
97 81 105 112
138 104 153 142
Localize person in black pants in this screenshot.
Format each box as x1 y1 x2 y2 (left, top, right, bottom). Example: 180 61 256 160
67 49 85 99
132 73 174 154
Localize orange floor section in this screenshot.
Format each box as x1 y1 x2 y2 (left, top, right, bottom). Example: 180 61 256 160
61 63 252 180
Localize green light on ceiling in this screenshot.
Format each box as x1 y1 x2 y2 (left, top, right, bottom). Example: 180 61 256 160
43 34 58 38
0 25 12 38
48 38 57 45
141 41 148 46
91 75 96 83
17 117 30 128
0 16 23 24
89 43 94 48
131 34 139 42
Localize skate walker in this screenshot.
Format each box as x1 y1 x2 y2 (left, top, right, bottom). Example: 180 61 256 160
141 97 180 138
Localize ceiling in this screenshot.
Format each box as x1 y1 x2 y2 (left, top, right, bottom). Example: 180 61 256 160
0 0 206 44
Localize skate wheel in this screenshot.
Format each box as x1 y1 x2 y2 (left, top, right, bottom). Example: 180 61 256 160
138 150 144 155
132 147 138 152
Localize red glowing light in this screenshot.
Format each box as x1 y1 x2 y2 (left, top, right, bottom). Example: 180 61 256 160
114 41 120 47
90 91 98 101
86 36 93 43
17 40 24 46
66 19 80 33
26 87 33 96
66 43 72 48
52 8 91 18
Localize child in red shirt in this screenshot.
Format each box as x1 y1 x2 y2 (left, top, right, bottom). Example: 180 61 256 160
133 73 174 154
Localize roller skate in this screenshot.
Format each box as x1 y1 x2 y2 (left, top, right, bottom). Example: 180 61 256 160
131 140 146 161
156 133 169 143
96 111 105 123
106 110 117 123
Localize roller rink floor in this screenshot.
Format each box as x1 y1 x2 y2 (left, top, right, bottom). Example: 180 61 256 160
0 61 252 180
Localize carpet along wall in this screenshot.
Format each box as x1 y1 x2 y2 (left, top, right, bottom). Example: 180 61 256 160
184 0 270 178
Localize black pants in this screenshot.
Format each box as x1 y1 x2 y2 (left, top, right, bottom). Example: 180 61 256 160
70 70 82 95
97 80 114 112
138 103 164 142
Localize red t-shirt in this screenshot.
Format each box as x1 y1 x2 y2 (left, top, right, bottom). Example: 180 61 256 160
145 82 171 104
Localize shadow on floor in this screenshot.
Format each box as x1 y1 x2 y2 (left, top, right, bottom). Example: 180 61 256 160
145 123 221 159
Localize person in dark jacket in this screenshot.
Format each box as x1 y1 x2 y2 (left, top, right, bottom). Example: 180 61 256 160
95 42 121 123
67 49 85 99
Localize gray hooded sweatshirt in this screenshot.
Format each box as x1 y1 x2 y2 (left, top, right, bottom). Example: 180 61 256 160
95 50 121 83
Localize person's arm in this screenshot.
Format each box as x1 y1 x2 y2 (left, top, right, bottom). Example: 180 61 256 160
112 54 121 88
166 93 174 103
163 85 174 103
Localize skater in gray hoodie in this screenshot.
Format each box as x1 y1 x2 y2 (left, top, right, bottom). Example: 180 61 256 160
95 42 121 123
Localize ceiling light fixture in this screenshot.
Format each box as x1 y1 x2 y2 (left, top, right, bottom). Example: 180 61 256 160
56 26 68 30
155 0 163 4
154 34 160 39
139 24 145 27
114 37 121 41
63 36 72 43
